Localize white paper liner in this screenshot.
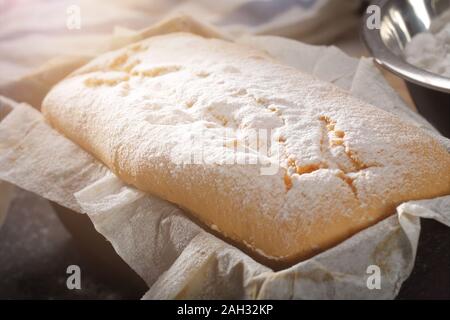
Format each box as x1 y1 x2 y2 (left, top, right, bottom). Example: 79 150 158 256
0 16 449 299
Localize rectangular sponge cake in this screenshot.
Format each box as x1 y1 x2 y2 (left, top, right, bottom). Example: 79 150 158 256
42 33 450 265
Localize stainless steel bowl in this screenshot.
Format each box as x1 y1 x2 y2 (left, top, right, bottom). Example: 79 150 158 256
363 0 450 137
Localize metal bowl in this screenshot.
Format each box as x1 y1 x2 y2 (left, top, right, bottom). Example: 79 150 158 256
362 0 450 137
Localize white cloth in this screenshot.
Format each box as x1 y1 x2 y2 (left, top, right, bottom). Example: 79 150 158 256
0 0 360 85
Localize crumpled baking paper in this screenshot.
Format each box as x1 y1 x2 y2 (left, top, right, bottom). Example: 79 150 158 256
0 16 449 299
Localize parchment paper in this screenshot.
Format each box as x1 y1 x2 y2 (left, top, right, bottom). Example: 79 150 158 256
0 16 449 299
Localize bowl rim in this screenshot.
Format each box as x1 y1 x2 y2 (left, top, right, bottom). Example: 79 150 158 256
362 0 450 94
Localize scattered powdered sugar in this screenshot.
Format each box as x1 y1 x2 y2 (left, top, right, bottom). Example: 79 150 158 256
41 32 450 261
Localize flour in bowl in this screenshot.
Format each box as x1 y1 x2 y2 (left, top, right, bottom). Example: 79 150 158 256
404 11 450 78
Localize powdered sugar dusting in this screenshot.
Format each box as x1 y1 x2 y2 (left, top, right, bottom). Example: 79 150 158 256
42 33 450 261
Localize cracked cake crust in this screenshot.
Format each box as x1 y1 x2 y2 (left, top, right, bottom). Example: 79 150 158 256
42 32 450 265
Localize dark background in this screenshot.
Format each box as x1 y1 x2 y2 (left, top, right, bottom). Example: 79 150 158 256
0 189 144 299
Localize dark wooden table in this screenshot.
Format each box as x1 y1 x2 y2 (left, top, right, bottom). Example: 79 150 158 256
397 219 450 299
0 189 144 299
